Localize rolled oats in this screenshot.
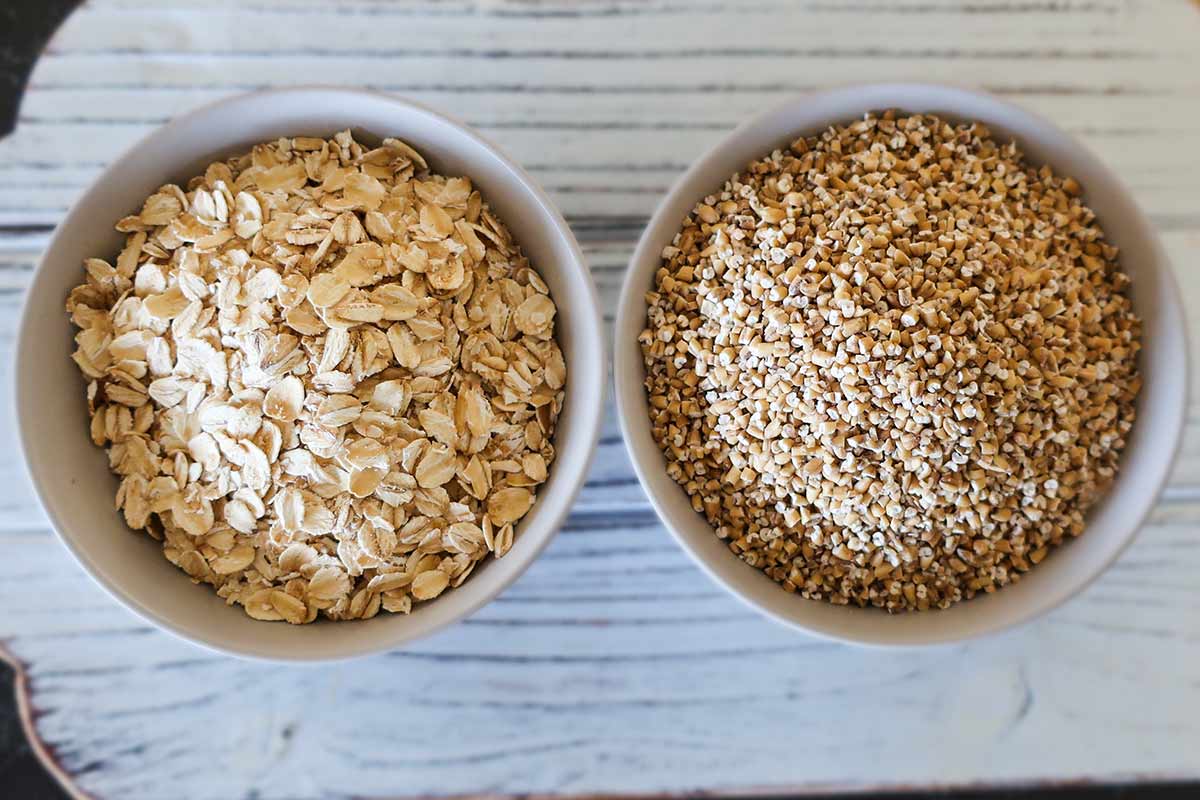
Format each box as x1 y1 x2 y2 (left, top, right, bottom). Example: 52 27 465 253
67 131 565 623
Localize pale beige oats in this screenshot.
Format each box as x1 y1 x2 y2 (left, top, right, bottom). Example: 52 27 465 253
67 131 566 624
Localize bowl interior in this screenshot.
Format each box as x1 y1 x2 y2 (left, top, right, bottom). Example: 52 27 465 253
17 89 604 661
615 83 1188 646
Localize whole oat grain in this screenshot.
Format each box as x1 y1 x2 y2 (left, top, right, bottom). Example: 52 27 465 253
67 131 565 624
639 112 1141 611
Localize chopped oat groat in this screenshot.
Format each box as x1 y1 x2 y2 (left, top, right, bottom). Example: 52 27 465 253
67 131 565 623
640 112 1141 611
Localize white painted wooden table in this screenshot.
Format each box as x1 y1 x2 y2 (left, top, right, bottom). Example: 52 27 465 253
3 2 1200 798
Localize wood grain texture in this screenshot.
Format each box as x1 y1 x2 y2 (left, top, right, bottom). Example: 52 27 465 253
2 1 1200 798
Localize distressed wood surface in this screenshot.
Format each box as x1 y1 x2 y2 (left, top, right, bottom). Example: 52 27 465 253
2 1 1200 799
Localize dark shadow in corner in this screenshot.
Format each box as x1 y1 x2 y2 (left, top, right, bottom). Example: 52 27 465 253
0 0 84 138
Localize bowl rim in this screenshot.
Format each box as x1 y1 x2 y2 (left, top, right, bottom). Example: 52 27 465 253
14 86 607 662
613 81 1189 647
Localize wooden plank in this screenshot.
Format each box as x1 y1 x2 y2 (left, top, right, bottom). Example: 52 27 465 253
1 124 1197 223
5 502 1200 798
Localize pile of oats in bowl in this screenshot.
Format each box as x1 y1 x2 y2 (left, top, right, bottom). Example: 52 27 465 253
67 130 565 624
640 111 1142 612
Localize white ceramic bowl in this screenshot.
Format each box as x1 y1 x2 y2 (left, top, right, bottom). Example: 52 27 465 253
16 88 605 661
614 83 1188 646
